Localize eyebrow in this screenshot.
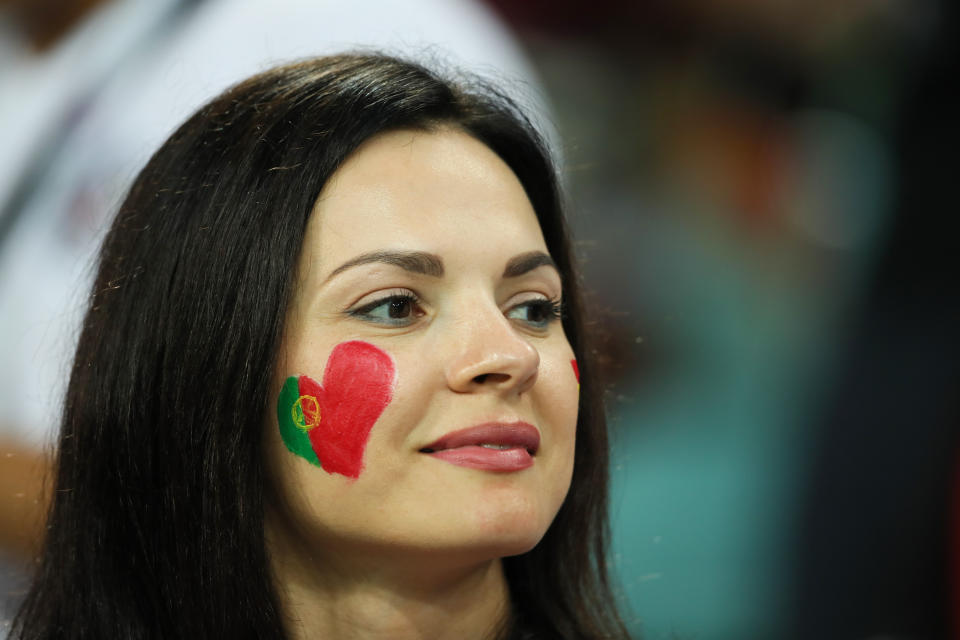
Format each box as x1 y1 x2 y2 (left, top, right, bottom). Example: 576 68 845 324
327 250 445 280
325 249 558 283
502 251 558 278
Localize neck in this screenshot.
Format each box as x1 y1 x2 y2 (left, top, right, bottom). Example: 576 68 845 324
268 528 511 640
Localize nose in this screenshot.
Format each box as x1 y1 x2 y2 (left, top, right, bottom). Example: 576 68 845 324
443 306 540 395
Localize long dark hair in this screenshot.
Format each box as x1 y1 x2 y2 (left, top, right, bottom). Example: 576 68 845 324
13 54 628 640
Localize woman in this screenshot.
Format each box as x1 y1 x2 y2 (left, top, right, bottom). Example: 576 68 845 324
12 54 629 639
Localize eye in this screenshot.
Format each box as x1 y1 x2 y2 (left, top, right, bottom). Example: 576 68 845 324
349 291 424 327
505 297 562 330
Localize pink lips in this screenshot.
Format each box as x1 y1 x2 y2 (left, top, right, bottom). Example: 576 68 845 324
421 422 540 472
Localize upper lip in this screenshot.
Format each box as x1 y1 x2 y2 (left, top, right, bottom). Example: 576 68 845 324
420 422 541 455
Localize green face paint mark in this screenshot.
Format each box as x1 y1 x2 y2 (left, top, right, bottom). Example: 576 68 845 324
277 376 321 466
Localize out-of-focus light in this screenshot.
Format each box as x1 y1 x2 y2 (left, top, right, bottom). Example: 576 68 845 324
783 108 893 252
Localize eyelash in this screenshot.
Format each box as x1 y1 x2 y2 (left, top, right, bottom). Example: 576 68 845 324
346 292 563 330
505 297 563 330
348 291 424 327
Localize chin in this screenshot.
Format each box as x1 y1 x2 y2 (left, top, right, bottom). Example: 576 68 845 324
496 531 548 559
460 495 557 559
443 527 544 563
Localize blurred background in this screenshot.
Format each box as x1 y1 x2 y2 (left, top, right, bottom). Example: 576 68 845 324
2 0 958 638
490 1 958 638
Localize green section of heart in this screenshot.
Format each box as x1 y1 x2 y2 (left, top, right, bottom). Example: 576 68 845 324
277 376 321 467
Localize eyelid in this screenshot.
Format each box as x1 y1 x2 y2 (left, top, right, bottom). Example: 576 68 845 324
504 268 563 297
501 290 561 309
346 287 421 312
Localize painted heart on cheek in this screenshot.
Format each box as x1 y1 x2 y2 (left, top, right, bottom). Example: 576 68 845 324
277 340 395 479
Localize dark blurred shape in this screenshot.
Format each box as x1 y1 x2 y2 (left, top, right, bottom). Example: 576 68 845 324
482 0 650 41
790 3 960 638
4 0 110 51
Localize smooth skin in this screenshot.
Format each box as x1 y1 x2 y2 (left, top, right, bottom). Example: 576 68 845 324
264 127 579 640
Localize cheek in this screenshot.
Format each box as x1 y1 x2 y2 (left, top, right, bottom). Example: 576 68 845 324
544 353 580 418
539 353 579 475
275 340 396 479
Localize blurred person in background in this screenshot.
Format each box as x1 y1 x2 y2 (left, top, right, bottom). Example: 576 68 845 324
790 3 960 637
0 0 545 625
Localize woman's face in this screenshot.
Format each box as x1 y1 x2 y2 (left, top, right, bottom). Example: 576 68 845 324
265 128 578 565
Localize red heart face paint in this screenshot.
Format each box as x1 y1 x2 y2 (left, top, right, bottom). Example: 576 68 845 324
277 340 395 479
571 359 579 384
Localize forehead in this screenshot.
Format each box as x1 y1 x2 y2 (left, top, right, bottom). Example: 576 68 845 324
303 128 548 273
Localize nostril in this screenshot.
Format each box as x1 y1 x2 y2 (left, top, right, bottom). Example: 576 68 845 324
471 372 514 386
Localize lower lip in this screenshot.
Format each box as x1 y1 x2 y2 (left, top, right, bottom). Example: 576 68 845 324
426 446 534 472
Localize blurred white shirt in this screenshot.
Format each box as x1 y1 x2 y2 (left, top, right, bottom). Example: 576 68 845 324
0 0 547 446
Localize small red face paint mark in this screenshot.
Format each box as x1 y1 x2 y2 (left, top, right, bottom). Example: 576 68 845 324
571 359 580 383
278 341 395 479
